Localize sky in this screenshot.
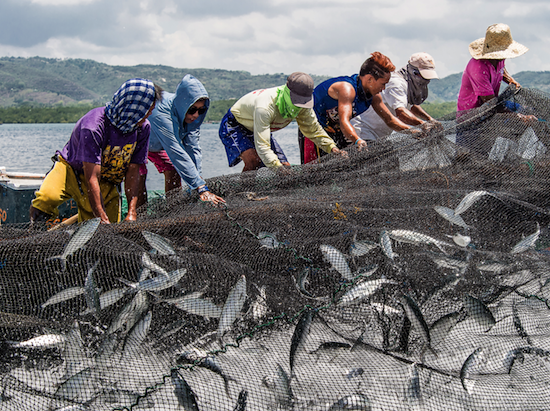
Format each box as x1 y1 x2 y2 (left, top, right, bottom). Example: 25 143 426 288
0 0 549 80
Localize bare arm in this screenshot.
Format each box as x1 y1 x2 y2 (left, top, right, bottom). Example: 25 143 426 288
371 95 411 132
409 105 435 122
503 68 521 89
124 163 141 222
82 162 110 224
328 81 367 149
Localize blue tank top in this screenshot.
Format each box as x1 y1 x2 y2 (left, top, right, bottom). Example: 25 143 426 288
313 74 373 134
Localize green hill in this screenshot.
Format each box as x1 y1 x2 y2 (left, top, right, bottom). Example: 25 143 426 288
0 56 549 122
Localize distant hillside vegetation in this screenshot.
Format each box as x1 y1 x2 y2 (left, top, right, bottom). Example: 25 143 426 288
0 57 331 107
0 56 548 124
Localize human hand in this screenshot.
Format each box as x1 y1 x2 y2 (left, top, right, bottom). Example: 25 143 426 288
355 138 368 151
331 147 349 159
421 120 444 134
199 191 226 205
518 113 538 123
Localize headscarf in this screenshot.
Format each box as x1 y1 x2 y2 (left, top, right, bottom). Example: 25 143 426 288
105 78 156 133
275 85 302 119
395 64 430 106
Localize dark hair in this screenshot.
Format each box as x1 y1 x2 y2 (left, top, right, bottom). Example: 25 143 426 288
359 52 395 79
153 83 164 104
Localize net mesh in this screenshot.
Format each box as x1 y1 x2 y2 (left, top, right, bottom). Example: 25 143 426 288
1 87 550 410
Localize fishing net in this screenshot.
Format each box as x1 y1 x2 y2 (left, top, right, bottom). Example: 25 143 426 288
1 86 550 410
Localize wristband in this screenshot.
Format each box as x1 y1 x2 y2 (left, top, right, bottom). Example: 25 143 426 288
355 139 363 145
197 185 210 194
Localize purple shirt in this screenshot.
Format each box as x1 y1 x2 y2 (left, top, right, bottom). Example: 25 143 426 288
58 107 150 184
457 58 505 112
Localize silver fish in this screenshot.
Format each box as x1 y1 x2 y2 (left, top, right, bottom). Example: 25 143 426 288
177 348 236 398
380 230 397 262
401 294 431 348
55 217 101 270
349 238 379 257
249 285 268 321
428 252 469 271
61 320 86 380
218 275 247 339
320 244 353 280
338 279 397 306
511 222 540 254
289 308 314 373
460 348 486 394
84 261 101 317
295 268 313 298
171 296 223 319
119 268 187 292
370 302 401 316
171 369 200 410
122 310 152 356
355 264 379 278
328 394 371 410
142 230 176 255
42 286 85 308
388 229 451 253
429 311 463 347
454 190 491 215
9 333 65 349
405 363 422 408
107 290 149 335
476 260 514 273
434 206 471 229
463 294 495 330
80 288 129 316
141 252 169 279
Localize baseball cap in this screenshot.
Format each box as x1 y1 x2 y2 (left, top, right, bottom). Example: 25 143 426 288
409 53 439 80
286 72 315 108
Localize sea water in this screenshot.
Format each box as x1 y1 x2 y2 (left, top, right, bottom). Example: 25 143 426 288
0 122 301 191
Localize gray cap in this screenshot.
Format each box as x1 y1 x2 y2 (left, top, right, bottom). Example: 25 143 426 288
286 72 314 108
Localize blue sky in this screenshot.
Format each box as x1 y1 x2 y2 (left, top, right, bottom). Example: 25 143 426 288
1 0 548 79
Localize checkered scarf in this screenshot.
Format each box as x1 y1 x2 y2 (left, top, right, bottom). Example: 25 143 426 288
105 78 156 133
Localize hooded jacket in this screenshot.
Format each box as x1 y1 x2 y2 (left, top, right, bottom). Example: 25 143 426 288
148 74 210 190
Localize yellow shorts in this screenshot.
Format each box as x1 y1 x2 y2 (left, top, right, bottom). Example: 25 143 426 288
32 157 121 223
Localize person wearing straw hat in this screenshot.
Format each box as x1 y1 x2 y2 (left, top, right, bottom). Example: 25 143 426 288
218 72 346 171
457 23 532 112
456 23 536 150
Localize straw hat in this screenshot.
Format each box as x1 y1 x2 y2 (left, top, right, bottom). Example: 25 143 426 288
469 23 528 60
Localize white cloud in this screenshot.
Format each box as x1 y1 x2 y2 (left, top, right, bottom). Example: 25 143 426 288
30 0 96 5
1 0 549 78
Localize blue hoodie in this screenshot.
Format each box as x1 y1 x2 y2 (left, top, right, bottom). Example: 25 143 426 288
148 74 210 190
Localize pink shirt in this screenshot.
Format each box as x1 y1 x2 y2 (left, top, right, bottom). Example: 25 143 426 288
457 58 505 112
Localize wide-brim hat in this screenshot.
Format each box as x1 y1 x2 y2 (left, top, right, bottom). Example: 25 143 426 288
469 23 528 60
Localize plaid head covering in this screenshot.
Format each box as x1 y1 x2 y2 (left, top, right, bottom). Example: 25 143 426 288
105 78 156 133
